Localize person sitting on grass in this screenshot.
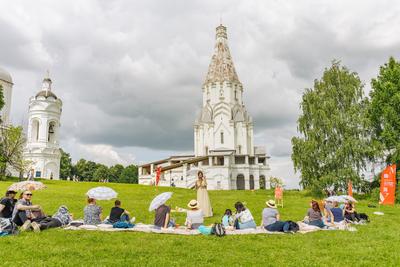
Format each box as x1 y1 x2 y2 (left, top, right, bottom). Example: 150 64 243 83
104 199 133 224
344 202 360 222
32 206 74 232
221 209 234 228
234 202 256 230
262 200 289 232
330 201 344 223
185 199 204 230
84 198 102 225
0 190 17 219
305 200 325 228
12 191 43 230
154 203 174 229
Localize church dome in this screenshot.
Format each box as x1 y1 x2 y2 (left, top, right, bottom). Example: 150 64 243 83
36 90 58 99
0 66 13 84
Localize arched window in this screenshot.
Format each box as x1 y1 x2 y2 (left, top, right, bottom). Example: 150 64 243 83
220 131 224 144
48 121 56 143
249 175 255 190
236 174 245 190
238 145 242 154
205 146 209 155
234 90 237 100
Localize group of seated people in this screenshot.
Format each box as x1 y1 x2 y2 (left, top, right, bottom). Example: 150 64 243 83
0 190 73 232
0 189 363 234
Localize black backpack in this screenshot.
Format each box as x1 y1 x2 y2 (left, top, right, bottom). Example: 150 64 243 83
211 223 226 237
286 221 299 233
0 218 18 235
358 213 369 222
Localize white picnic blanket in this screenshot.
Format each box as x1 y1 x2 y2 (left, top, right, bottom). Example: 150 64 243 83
64 221 356 235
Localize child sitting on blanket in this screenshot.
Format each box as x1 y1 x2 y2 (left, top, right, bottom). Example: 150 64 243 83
221 209 234 228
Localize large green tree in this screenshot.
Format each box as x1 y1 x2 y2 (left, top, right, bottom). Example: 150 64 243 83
291 61 374 194
369 57 400 165
109 164 124 182
120 164 138 184
93 164 109 182
75 159 97 181
59 149 73 179
0 126 27 178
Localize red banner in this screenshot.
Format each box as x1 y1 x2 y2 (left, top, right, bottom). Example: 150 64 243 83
348 181 353 197
379 164 396 205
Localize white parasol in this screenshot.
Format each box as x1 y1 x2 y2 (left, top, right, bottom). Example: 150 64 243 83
326 195 357 203
8 181 46 191
86 187 118 200
149 192 173 211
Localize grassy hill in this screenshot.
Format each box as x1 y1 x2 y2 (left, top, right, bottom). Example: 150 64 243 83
0 180 399 266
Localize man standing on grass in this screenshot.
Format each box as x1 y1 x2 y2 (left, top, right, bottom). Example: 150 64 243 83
0 190 17 219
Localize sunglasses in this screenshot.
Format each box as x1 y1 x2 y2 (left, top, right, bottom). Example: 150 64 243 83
25 193 33 196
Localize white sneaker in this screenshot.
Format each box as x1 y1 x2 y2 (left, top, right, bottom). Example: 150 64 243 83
130 217 136 224
31 222 41 233
20 220 32 232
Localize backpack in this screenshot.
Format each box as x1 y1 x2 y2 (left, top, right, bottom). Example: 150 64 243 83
0 218 18 235
358 213 369 222
113 221 134 229
211 223 226 237
286 221 299 233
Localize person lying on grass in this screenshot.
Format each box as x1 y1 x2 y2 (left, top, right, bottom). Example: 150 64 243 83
12 191 43 231
84 198 102 225
234 202 256 230
103 199 134 224
185 199 204 230
30 206 74 232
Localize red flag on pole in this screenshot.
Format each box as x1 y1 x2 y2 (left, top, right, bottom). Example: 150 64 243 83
379 164 396 205
348 181 353 197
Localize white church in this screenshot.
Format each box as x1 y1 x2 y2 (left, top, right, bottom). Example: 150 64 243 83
0 67 62 180
138 25 270 190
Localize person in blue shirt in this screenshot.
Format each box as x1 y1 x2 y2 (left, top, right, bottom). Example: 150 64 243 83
330 201 344 223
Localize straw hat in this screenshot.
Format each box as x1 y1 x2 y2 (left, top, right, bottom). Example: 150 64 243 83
187 199 199 209
266 199 277 209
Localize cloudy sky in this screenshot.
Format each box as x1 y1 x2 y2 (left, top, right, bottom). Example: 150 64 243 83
1 0 400 188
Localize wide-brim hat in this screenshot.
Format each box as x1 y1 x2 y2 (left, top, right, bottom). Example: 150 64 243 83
266 199 277 209
187 199 199 209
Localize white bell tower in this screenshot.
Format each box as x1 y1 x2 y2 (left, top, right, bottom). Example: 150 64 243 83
24 72 62 179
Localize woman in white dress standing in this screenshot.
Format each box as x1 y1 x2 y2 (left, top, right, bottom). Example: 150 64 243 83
195 171 213 217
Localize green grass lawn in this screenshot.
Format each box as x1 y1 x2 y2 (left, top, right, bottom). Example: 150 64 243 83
0 180 399 267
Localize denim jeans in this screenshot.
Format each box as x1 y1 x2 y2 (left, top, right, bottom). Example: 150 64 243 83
236 220 257 230
265 221 290 232
307 219 325 228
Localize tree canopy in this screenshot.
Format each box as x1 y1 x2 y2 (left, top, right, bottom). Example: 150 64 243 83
369 57 400 164
292 61 374 194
